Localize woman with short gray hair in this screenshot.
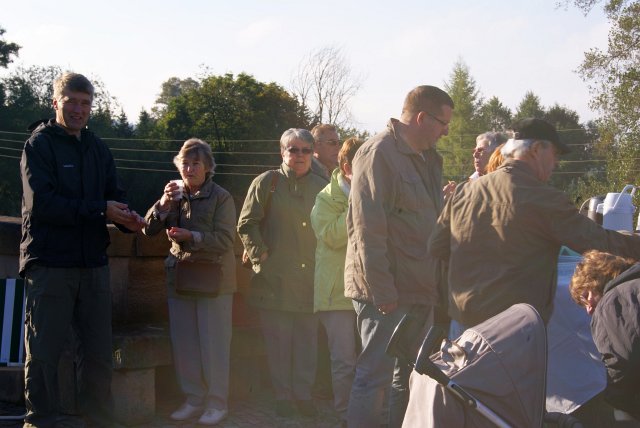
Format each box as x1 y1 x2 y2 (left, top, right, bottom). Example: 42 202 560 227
237 128 327 418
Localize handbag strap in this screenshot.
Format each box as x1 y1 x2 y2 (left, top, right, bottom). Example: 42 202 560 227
263 170 280 221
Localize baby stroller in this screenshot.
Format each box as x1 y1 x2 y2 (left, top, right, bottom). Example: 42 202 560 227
387 303 583 427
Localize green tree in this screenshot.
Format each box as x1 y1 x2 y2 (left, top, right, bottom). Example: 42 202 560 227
514 91 545 120
440 60 484 181
543 104 595 193
150 72 310 207
134 109 157 139
0 26 20 68
153 76 199 117
477 96 512 131
114 109 134 138
156 72 309 142
0 65 61 131
563 0 640 204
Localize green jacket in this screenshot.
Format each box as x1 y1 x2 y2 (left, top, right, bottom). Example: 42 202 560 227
237 163 326 312
430 158 640 325
311 169 353 312
143 178 237 296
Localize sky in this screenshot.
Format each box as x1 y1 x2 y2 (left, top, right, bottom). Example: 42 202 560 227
1 0 609 134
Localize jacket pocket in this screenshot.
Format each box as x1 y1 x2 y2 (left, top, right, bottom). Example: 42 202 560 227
397 172 423 213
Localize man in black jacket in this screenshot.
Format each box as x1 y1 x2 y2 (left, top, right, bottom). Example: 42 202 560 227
20 72 145 428
570 250 640 422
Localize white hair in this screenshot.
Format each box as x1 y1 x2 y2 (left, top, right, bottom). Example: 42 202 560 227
476 132 507 152
501 139 551 159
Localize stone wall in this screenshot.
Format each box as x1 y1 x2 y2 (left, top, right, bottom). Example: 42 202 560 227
0 216 265 424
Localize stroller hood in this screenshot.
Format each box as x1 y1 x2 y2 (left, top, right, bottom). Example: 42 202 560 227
404 303 547 428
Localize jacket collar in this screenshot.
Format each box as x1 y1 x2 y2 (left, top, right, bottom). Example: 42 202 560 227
188 177 216 199
499 158 538 177
388 118 417 155
31 118 92 143
604 263 640 294
280 162 311 181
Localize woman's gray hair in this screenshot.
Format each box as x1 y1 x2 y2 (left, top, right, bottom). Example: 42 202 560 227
173 138 216 177
280 128 315 151
477 132 507 151
501 138 551 159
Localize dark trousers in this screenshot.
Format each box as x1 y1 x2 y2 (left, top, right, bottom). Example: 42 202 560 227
23 265 115 428
259 309 318 401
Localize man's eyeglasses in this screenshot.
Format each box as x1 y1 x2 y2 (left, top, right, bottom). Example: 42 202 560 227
425 112 449 127
286 147 313 155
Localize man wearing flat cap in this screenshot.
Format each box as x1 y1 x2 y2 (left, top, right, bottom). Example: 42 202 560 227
429 117 640 334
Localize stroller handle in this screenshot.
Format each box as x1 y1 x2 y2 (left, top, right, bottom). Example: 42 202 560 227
414 326 514 428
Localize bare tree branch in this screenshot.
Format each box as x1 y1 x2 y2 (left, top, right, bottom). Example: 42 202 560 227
290 46 362 128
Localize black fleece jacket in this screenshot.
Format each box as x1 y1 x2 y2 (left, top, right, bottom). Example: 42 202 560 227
19 119 130 276
591 263 640 419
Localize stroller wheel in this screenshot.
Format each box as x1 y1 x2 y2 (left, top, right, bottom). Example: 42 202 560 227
544 411 584 428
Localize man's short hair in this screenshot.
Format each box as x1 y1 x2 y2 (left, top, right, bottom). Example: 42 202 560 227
53 72 94 101
338 137 363 168
569 250 636 308
311 124 339 142
401 85 454 117
280 128 315 151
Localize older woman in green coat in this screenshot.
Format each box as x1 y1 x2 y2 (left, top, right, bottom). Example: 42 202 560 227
238 128 327 418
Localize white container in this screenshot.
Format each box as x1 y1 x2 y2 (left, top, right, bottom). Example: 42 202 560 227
602 185 636 232
170 179 184 200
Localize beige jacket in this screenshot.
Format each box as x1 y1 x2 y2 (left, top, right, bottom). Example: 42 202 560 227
344 119 443 306
429 158 640 325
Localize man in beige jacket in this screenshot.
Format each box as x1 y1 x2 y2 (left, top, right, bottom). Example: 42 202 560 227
344 85 454 428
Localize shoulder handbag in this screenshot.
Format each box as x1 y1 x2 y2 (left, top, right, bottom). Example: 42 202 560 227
175 259 222 297
242 171 280 269
174 197 223 296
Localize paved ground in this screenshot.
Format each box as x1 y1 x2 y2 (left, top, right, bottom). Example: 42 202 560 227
0 393 343 428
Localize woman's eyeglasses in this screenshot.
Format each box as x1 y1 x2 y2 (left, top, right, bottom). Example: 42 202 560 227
286 147 313 155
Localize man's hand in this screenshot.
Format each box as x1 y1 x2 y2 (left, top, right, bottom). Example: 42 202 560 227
120 210 147 232
106 202 146 231
376 302 398 315
442 181 456 201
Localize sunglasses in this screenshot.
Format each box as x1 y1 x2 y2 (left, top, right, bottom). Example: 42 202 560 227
286 146 313 155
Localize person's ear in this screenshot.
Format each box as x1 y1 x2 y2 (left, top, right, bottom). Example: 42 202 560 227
342 162 352 177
